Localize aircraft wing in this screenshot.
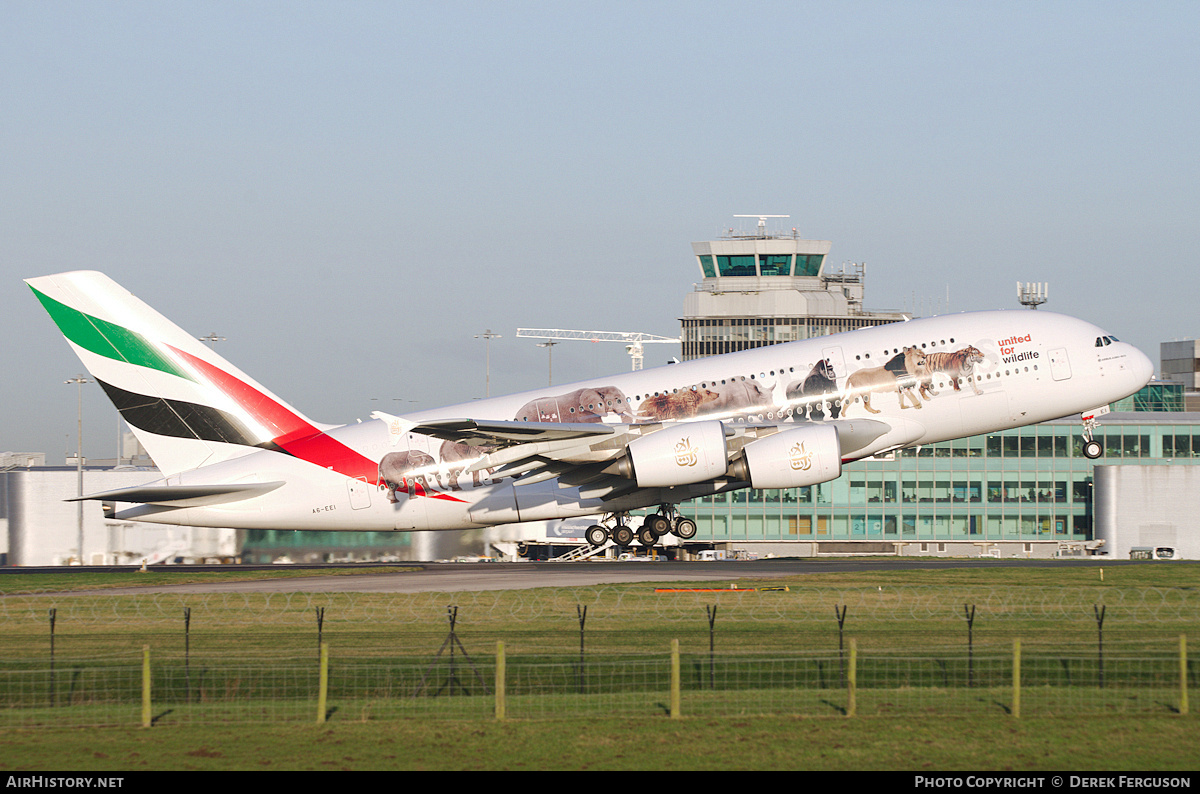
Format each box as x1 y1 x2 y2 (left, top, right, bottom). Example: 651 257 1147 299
406 415 896 495
407 417 617 446
397 417 632 485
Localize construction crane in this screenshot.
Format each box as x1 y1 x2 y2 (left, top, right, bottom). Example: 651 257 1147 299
516 328 680 371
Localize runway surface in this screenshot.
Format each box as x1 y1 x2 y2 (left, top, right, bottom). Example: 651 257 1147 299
21 557 1124 595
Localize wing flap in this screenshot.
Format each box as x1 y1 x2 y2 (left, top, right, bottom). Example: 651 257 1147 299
409 418 617 445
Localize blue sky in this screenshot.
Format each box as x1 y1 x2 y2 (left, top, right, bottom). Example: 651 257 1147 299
4 1 1198 461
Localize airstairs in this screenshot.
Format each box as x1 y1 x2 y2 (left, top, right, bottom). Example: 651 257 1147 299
550 542 612 562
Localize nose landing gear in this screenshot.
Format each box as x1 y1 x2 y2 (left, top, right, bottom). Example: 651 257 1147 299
1080 407 1108 460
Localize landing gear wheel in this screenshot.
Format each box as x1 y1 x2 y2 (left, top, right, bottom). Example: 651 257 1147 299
643 514 671 536
637 527 658 547
611 525 634 547
673 517 698 539
1082 439 1104 459
586 525 609 547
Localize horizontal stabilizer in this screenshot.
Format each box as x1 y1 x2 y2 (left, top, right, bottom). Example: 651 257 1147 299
68 481 285 507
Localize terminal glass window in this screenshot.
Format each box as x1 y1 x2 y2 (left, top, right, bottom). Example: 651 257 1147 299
711 514 728 538
698 255 717 278
1037 435 1064 457
759 255 792 276
795 254 823 277
716 255 756 277
1104 434 1151 458
953 481 981 502
1164 434 1200 457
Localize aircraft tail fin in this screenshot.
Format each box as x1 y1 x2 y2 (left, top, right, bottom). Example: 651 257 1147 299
26 271 330 475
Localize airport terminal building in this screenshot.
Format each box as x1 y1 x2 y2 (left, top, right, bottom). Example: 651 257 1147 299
670 222 1198 559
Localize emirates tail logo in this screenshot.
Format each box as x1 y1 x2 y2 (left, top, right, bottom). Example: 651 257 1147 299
675 438 699 467
789 441 814 471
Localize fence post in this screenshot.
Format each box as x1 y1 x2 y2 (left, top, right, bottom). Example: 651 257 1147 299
847 638 857 717
577 605 586 695
670 639 681 719
706 604 718 689
316 642 328 724
1012 639 1021 719
315 606 325 662
183 607 191 704
48 609 56 709
835 605 848 685
964 604 976 688
141 645 151 728
1181 634 1189 717
495 641 506 722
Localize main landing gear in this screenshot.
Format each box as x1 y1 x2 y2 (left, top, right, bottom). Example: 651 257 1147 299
586 507 698 549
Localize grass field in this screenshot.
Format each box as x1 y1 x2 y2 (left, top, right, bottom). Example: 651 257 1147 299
0 565 421 594
0 562 1196 771
0 714 1195 772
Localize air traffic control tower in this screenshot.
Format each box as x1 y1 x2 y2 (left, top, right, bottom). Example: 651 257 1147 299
681 216 909 359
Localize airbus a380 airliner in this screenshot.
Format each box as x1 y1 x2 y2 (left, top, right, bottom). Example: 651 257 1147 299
27 271 1153 549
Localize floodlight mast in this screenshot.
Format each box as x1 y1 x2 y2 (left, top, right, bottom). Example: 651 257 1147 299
516 328 681 371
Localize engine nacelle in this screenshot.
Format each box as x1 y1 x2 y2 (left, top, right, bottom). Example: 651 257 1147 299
730 424 842 489
621 420 729 488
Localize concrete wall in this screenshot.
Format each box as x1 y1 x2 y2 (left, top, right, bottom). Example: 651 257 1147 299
1094 465 1200 560
4 468 241 566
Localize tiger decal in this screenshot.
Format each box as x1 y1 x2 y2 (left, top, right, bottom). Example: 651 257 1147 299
919 346 986 397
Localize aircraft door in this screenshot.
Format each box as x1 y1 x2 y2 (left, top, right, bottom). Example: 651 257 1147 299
821 345 847 382
347 476 372 510
1048 348 1072 381
531 398 561 422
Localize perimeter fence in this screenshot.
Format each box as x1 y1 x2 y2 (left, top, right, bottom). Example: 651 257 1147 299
0 585 1195 727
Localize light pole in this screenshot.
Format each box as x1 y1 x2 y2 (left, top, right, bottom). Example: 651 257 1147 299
536 341 558 386
65 374 92 565
475 329 501 397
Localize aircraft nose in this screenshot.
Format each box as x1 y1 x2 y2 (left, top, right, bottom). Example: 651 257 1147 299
1128 345 1154 388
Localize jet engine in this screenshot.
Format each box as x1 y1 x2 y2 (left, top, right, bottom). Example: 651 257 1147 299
616 420 729 487
727 424 842 489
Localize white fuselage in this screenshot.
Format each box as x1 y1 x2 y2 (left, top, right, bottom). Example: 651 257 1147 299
117 310 1153 531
